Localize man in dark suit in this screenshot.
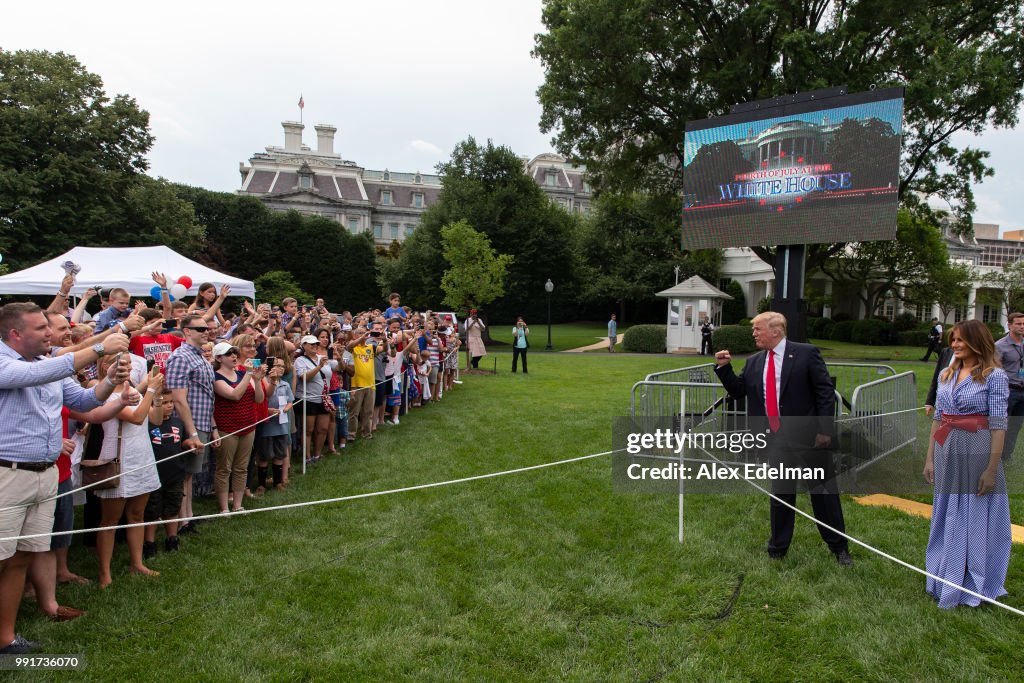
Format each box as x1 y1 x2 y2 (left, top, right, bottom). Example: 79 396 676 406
714 311 851 566
924 345 955 417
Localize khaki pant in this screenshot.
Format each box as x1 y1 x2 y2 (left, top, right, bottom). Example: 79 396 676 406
348 387 375 438
214 431 255 495
0 465 58 558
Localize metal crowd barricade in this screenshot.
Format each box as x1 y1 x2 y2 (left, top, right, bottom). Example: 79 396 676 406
839 371 917 472
826 363 896 414
643 363 717 385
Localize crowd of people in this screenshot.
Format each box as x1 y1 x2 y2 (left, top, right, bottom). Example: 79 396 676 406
0 274 467 654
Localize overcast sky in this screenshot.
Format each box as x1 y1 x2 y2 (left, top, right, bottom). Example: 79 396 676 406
5 1 1022 232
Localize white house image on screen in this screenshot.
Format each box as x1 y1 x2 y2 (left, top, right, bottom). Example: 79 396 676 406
729 118 840 205
657 276 732 353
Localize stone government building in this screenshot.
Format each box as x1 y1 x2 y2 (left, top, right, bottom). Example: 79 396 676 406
237 121 592 246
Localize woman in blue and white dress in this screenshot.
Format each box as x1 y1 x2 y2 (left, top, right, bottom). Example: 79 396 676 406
925 319 1011 608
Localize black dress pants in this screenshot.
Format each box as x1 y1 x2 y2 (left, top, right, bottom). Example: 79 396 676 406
766 445 847 556
512 347 528 373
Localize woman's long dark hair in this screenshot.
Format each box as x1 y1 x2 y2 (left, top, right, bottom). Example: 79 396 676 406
940 319 1001 384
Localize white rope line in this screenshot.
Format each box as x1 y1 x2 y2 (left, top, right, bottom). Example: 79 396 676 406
834 406 926 423
0 449 621 543
685 440 1024 616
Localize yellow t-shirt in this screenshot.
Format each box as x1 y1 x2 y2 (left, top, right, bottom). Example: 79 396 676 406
352 343 376 388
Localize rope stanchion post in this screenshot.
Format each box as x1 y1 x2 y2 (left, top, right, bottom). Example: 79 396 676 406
302 374 308 475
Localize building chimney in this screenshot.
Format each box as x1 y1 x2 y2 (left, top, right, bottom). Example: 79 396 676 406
282 121 304 152
314 124 337 155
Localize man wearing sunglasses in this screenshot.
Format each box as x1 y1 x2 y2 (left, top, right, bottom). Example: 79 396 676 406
164 315 217 532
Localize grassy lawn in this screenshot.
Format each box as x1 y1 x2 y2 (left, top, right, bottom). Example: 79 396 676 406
810 338 930 362
22 352 1024 680
490 321 630 352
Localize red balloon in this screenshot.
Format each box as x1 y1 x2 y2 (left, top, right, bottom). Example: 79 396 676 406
177 275 193 289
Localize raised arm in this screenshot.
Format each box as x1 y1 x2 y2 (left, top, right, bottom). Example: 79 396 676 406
46 274 76 315
71 287 97 324
214 368 255 401
202 284 231 325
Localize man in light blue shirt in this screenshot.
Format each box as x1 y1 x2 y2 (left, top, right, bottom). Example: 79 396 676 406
0 302 131 654
607 314 617 353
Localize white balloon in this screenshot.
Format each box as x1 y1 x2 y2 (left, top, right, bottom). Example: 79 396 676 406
170 283 188 300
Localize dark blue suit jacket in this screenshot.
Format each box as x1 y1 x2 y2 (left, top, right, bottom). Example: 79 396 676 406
714 340 835 445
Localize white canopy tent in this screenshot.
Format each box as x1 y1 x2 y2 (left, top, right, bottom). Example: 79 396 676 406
0 246 255 299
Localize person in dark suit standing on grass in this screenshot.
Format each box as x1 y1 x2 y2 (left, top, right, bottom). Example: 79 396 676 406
714 311 852 566
922 318 943 362
924 338 955 418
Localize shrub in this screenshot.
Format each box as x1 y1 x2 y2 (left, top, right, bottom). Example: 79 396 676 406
832 311 853 323
622 324 666 353
986 321 1006 340
712 325 757 354
757 297 772 314
807 316 834 339
737 318 752 326
721 280 747 325
255 270 313 307
898 329 931 347
892 312 919 332
830 320 857 342
851 319 891 346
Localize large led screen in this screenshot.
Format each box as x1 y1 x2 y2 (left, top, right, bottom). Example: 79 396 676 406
681 88 904 250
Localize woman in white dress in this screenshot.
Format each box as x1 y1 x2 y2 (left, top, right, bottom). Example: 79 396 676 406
95 358 164 588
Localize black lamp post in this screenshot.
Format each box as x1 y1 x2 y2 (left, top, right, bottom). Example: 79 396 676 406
545 278 554 350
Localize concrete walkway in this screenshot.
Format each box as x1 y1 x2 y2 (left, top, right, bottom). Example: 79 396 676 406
853 494 1024 544
564 334 624 353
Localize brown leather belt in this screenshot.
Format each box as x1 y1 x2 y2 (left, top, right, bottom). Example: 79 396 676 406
0 459 56 472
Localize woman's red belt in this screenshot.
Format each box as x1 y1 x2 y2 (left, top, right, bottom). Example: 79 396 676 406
933 413 988 446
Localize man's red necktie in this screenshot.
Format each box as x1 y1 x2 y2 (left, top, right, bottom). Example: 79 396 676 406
766 350 780 432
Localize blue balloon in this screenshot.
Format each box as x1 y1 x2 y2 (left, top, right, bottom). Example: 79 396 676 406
150 285 175 302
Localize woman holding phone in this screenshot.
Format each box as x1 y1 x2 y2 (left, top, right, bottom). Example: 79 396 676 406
94 359 164 588
212 340 265 513
294 334 333 464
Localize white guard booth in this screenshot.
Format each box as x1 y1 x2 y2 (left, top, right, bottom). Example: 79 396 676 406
657 276 732 353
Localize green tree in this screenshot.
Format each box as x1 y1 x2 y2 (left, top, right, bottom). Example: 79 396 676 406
684 140 754 205
440 220 513 311
980 260 1024 318
171 185 379 311
534 0 1024 237
721 279 747 324
920 260 975 322
819 210 947 317
254 270 313 307
123 177 205 257
173 184 277 276
0 50 154 268
382 137 579 321
576 192 721 320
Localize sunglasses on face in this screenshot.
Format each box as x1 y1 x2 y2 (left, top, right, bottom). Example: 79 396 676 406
185 327 209 332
